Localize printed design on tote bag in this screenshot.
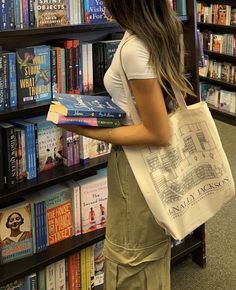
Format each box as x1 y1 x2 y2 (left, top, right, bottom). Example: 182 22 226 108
142 121 230 218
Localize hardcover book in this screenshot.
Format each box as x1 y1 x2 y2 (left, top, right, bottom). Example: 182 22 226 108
35 0 69 27
51 93 126 118
78 173 108 234
0 202 33 264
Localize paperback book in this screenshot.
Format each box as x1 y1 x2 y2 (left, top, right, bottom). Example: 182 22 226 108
47 111 124 127
51 93 126 118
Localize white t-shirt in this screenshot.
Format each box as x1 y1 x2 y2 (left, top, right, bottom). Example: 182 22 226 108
104 31 157 124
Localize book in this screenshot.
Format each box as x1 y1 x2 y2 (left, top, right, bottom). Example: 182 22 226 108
0 202 33 264
0 126 3 191
47 111 124 127
83 0 113 24
93 240 105 286
219 90 236 113
35 0 69 27
55 259 66 290
88 138 111 159
26 115 63 173
78 173 108 234
51 93 126 118
231 9 236 26
16 45 51 106
46 264 56 290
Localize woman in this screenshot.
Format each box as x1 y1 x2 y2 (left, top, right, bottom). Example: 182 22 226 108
61 0 194 288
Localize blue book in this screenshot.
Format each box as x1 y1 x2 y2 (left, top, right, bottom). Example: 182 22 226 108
14 0 21 29
1 0 10 30
52 93 126 118
84 0 112 24
8 52 17 108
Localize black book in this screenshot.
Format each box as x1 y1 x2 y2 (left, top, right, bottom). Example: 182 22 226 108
0 46 4 112
0 122 17 189
0 126 4 191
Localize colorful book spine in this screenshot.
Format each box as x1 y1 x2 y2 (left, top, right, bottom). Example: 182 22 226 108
8 52 17 108
56 47 62 94
51 47 58 94
2 53 10 109
72 39 80 94
1 0 10 30
14 0 21 29
29 0 36 27
61 48 66 93
62 130 74 167
65 40 74 94
0 48 4 112
9 0 15 29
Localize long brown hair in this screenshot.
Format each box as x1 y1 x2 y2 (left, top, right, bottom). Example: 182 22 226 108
104 0 194 100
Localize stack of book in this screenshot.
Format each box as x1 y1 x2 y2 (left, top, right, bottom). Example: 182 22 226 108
47 93 126 128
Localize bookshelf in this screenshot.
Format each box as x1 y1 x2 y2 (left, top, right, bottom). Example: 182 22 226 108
0 0 206 287
197 0 236 126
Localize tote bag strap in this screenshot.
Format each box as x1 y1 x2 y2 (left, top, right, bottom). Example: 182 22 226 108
119 36 187 125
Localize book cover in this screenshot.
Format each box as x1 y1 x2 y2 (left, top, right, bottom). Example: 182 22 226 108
219 90 236 113
35 0 69 27
52 93 126 118
46 264 56 290
0 202 33 264
78 174 108 234
16 45 51 106
27 115 63 172
88 138 111 159
231 9 236 26
38 184 74 246
84 0 113 24
93 240 105 286
55 259 66 290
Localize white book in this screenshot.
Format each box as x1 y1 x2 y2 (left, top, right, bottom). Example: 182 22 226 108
94 240 105 286
219 90 236 113
66 180 82 236
206 85 220 107
78 174 108 234
46 264 56 290
55 259 66 290
79 135 90 164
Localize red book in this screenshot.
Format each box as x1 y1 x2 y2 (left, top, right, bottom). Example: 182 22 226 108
72 39 80 94
64 40 74 94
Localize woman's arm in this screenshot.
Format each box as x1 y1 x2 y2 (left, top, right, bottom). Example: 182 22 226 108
60 78 171 146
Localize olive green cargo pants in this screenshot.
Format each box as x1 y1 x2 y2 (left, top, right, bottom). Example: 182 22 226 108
103 146 171 290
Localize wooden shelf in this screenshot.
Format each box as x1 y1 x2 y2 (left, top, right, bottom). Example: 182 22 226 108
203 50 236 63
0 156 108 207
199 76 236 90
0 23 123 37
197 22 236 33
0 231 203 287
0 228 106 287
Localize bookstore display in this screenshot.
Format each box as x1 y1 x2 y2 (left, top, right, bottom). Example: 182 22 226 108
0 0 206 288
197 0 236 124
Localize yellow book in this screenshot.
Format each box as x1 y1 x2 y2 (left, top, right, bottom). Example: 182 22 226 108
86 247 92 290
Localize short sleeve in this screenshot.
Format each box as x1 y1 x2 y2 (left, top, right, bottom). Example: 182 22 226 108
121 37 157 80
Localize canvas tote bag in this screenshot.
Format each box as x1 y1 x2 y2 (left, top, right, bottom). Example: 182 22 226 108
119 38 235 240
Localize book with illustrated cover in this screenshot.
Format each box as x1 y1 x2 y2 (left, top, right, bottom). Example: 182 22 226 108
47 111 124 127
231 9 236 26
0 202 33 264
51 93 126 118
27 115 63 172
35 0 69 27
199 55 209 77
88 138 111 159
219 90 236 113
94 240 105 286
16 45 51 106
78 173 108 234
37 184 74 246
84 0 113 24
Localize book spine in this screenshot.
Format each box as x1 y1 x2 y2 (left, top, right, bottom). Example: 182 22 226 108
55 259 66 290
29 273 37 290
22 0 29 28
176 0 187 16
31 203 37 254
34 122 39 176
51 47 58 94
38 270 46 290
19 0 23 29
80 249 87 290
78 44 83 93
86 247 91 290
62 130 74 167
0 127 4 190
2 53 10 109
1 0 10 30
66 0 71 25
14 0 21 29
0 48 4 112
57 47 62 93
87 43 93 92
9 0 15 29
46 264 56 290
61 48 66 93
41 201 48 251
81 43 89 93
29 123 37 178
65 40 74 94
72 133 80 165
79 136 90 165
34 202 40 253
1 125 17 188
8 52 17 108
29 0 36 27
68 255 74 290
73 39 80 94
